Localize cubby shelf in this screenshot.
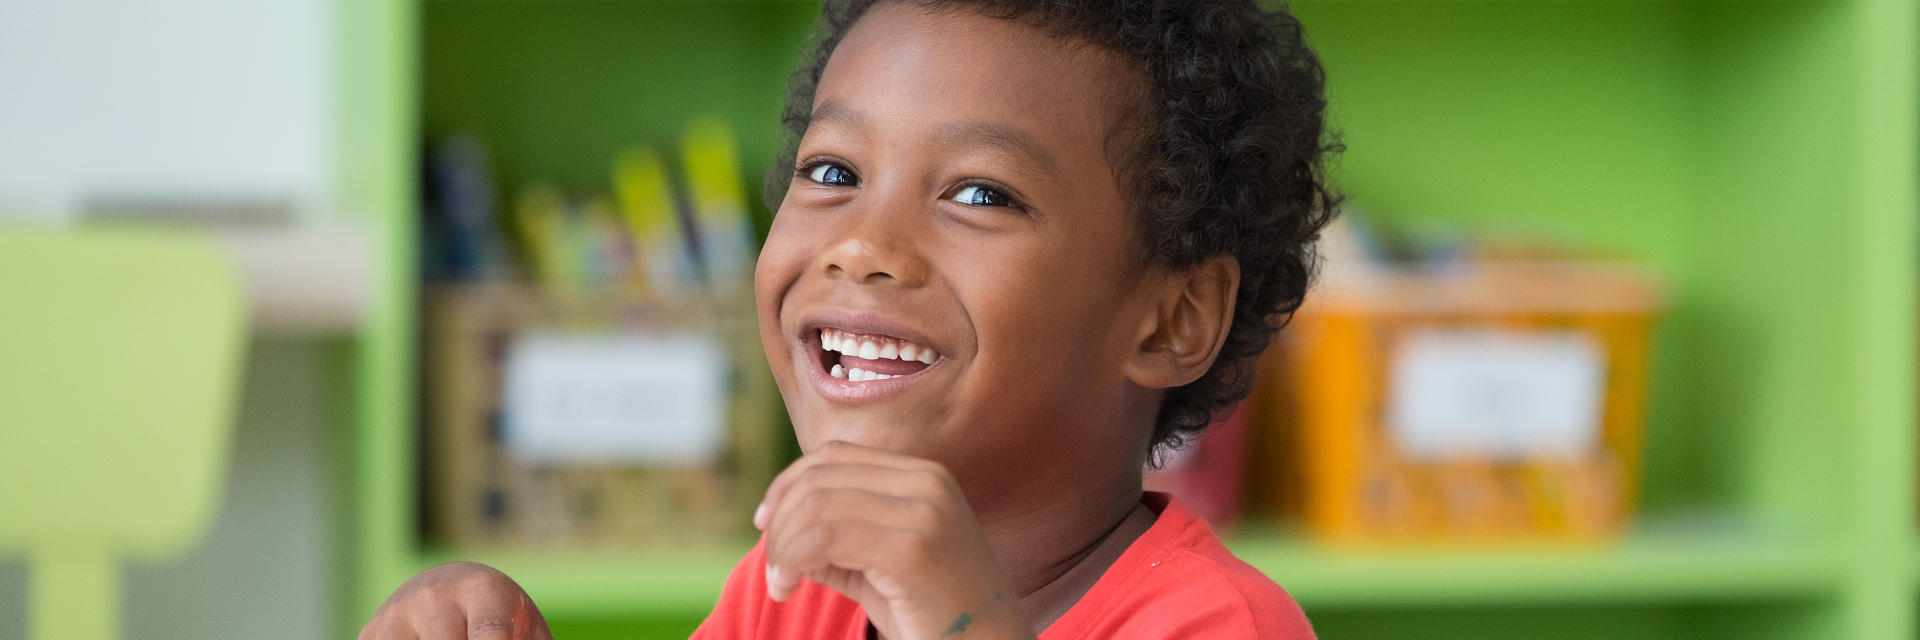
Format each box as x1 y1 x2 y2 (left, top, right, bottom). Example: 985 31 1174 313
412 546 751 619
403 518 1843 621
1234 523 1843 608
338 0 1917 638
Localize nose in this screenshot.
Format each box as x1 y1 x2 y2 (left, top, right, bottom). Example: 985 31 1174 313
820 191 929 287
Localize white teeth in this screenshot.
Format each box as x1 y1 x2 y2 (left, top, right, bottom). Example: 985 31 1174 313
830 364 846 379
815 328 943 365
876 373 895 380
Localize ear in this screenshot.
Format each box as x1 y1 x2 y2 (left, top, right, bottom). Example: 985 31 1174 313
1124 256 1240 390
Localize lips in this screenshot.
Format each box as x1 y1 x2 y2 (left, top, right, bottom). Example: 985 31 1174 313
795 313 950 402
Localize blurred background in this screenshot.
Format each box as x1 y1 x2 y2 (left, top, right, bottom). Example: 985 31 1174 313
0 0 1915 638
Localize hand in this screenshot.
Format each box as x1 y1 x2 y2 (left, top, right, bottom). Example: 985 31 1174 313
756 441 1036 640
358 561 553 640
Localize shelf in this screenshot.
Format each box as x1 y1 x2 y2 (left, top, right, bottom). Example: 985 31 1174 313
364 0 1918 638
407 518 1841 618
1234 520 1844 609
414 543 753 618
215 224 371 334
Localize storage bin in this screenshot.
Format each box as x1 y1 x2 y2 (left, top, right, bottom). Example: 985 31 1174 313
421 282 781 549
1263 263 1659 543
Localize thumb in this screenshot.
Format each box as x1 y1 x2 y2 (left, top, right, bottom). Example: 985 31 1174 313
465 589 549 640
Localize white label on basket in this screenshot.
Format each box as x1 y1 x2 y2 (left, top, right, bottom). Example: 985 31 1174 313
502 331 728 464
1385 329 1606 460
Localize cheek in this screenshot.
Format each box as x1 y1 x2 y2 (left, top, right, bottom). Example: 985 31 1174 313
754 214 808 370
960 243 1134 392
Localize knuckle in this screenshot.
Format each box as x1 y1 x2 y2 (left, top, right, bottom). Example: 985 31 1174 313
879 529 928 571
795 463 825 486
903 498 942 530
792 486 824 514
468 615 514 638
912 468 949 494
808 519 854 555
910 456 950 477
813 520 846 545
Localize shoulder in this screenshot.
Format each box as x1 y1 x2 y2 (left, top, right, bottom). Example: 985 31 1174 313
1157 534 1316 639
1048 495 1314 640
1140 522 1315 639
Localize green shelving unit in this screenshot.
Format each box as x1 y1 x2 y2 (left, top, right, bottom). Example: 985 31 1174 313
335 0 1918 638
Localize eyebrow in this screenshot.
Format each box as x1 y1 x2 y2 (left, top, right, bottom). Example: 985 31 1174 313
810 100 1059 173
810 100 871 132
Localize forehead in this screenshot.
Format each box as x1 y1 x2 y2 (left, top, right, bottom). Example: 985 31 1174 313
815 3 1139 165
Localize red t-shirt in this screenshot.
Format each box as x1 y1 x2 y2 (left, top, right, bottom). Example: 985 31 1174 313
691 492 1315 639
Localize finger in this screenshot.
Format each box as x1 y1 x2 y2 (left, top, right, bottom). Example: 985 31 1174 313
529 613 556 640
461 573 542 640
409 601 467 640
758 453 952 531
764 487 923 600
357 619 417 640
761 463 946 540
767 515 915 603
465 613 515 640
758 441 943 529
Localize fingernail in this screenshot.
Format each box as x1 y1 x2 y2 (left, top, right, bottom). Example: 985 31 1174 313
752 501 768 529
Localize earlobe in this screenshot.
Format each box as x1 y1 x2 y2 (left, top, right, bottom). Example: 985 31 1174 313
1124 256 1239 389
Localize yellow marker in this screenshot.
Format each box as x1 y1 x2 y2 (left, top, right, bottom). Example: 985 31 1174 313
681 117 755 293
613 147 690 298
513 183 575 291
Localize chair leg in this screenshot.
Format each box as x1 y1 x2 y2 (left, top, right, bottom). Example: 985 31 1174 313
30 549 118 640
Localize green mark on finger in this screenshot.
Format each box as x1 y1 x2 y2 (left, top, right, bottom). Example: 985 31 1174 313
943 613 973 636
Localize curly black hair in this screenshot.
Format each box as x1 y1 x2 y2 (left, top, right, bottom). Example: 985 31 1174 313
765 0 1340 457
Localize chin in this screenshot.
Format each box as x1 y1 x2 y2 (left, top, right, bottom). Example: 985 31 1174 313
792 409 939 456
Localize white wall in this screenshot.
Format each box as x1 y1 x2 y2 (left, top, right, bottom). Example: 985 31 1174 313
0 0 333 223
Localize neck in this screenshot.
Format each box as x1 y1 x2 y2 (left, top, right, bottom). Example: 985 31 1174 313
973 464 1156 633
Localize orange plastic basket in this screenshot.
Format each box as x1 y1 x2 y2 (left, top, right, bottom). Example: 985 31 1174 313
1264 263 1659 544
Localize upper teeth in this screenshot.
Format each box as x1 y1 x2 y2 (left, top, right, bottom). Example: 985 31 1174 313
820 328 940 365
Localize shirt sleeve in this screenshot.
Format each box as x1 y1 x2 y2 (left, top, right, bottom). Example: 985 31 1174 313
690 541 768 640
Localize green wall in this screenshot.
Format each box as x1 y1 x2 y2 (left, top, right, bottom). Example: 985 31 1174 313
372 1 1918 638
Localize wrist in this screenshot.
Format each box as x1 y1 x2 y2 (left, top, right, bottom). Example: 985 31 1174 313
948 591 1035 640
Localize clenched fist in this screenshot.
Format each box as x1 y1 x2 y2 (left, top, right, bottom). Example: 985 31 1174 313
757 441 1037 640
359 561 553 640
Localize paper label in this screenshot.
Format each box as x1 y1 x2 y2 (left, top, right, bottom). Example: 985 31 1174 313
502 331 728 464
1385 329 1606 460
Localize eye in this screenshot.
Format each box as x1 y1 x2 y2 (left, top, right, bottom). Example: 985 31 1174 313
950 185 1011 207
804 162 859 187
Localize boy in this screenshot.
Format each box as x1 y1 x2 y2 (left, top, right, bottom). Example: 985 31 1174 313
361 0 1335 638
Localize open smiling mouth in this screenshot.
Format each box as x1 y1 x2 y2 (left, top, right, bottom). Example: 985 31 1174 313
816 328 943 382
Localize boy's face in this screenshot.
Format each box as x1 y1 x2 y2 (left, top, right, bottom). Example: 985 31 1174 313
755 3 1159 498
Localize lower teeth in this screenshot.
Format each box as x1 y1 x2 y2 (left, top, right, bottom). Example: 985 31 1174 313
829 363 899 382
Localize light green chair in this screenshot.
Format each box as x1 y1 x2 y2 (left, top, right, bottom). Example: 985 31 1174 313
0 229 247 640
